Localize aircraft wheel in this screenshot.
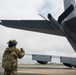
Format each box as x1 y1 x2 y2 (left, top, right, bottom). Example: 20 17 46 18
37 61 48 64
63 63 72 68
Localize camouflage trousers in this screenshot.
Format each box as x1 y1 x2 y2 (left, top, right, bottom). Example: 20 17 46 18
4 69 17 75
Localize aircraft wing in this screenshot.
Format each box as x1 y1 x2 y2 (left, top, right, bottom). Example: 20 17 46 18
0 20 64 36
0 4 74 37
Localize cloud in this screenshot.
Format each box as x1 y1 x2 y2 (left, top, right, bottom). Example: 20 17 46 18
38 0 64 20
0 0 44 20
0 0 76 64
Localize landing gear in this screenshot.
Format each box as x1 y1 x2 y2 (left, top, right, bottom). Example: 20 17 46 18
63 63 72 68
37 61 48 64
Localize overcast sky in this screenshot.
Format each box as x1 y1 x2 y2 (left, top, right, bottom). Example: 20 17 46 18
0 0 76 64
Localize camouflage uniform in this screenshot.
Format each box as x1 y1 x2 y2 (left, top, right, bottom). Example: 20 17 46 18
2 40 25 75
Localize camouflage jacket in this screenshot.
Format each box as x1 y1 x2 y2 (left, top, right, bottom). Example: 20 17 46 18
2 47 25 70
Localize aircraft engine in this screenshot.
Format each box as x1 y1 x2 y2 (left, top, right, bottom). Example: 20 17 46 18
37 61 48 64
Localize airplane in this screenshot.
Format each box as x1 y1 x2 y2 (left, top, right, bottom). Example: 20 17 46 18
0 0 76 68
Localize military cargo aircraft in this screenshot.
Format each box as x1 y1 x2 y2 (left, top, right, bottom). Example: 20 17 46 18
0 0 76 68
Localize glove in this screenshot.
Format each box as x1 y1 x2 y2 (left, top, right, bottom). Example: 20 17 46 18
20 48 24 52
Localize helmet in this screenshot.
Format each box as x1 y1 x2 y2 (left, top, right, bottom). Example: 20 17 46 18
7 40 18 47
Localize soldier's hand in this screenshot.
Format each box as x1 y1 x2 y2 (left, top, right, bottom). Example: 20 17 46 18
20 48 24 51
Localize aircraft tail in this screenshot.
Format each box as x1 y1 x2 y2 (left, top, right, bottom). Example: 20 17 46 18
63 0 76 20
58 4 74 24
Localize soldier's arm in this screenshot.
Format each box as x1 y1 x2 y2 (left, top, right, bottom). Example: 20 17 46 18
16 48 25 59
2 49 7 67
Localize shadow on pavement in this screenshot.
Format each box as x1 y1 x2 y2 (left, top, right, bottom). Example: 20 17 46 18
18 73 48 75
0 73 48 75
